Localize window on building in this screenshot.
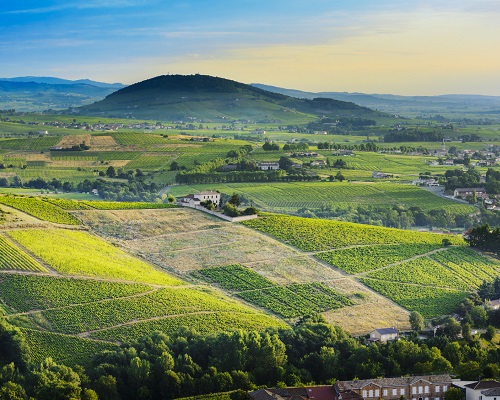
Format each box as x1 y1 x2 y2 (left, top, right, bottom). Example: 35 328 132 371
443 386 448 392
383 390 388 396
401 389 405 395
419 387 423 394
413 388 417 395
375 390 380 397
369 390 373 397
393 389 398 396
362 391 367 398
425 387 429 394
436 387 440 393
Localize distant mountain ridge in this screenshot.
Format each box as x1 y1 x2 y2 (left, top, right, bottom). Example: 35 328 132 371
78 74 378 122
251 83 500 115
0 77 126 111
0 76 125 89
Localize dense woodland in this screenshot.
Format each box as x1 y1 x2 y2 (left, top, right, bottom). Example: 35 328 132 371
2 308 500 400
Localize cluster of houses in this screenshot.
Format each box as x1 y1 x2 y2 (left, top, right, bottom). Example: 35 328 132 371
250 376 500 400
454 188 499 210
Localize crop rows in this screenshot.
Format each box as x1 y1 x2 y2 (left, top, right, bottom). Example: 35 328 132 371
39 287 259 334
0 195 81 224
197 264 275 291
7 229 183 286
429 247 499 288
42 197 95 210
366 258 471 290
242 214 464 252
89 312 288 343
22 328 117 367
359 278 469 318
0 236 46 272
315 244 441 274
0 275 151 313
237 283 352 318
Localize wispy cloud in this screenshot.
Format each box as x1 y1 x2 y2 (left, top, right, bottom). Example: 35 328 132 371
5 0 150 15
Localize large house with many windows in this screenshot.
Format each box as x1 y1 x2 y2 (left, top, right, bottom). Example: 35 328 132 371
336 375 452 400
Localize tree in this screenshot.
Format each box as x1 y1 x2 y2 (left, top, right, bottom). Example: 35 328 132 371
409 311 425 332
335 171 345 182
170 161 180 171
484 325 496 341
444 387 464 400
0 382 27 400
106 166 116 178
228 193 241 207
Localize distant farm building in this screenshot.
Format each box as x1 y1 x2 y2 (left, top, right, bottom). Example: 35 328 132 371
257 162 280 171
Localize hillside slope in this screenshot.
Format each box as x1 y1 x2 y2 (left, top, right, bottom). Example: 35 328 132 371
78 74 378 122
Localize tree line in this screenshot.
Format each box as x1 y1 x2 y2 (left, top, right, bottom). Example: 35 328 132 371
2 312 500 400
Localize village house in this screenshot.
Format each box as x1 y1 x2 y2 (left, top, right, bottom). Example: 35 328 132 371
178 191 221 207
257 161 280 171
488 299 500 310
311 160 327 167
464 381 500 400
453 188 488 199
372 172 393 179
338 375 452 400
250 375 454 400
368 327 399 343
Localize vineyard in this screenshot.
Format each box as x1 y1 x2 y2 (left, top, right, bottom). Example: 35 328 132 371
196 264 354 318
242 214 464 251
359 278 470 317
89 312 288 343
241 213 500 318
315 244 441 274
0 275 151 312
0 236 46 272
167 181 476 215
22 329 118 367
0 195 81 224
7 229 184 286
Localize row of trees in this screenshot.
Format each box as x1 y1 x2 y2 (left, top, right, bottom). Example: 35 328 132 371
297 204 475 230
3 313 500 400
465 224 500 254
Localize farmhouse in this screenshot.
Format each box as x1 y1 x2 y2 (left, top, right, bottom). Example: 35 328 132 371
453 188 487 199
257 161 280 171
368 327 399 343
311 160 327 167
178 191 221 207
372 172 393 179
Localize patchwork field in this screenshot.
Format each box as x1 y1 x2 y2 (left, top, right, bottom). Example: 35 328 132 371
167 181 476 216
75 207 414 332
242 214 500 317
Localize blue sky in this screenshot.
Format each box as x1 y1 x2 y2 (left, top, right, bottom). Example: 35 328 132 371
1 0 500 95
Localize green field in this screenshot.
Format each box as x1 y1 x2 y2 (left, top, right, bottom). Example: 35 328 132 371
242 214 465 252
0 195 82 224
22 329 118 367
315 244 441 274
0 236 46 272
7 229 184 286
196 264 354 318
167 181 476 215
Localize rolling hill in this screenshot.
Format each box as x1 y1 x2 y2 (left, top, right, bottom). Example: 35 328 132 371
78 74 380 122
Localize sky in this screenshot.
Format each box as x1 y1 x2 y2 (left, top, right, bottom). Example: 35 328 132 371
1 0 500 95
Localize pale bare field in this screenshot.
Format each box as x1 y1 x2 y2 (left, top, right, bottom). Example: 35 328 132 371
89 135 119 148
77 208 411 334
76 208 225 240
56 134 92 148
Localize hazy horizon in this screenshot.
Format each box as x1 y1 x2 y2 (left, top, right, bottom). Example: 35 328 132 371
1 1 500 96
